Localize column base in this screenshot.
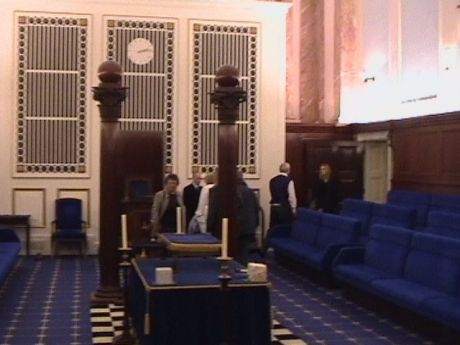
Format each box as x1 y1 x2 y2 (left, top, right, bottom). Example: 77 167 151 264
113 332 136 345
91 286 123 305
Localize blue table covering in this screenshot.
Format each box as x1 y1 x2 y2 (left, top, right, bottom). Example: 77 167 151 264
162 233 221 245
129 257 271 345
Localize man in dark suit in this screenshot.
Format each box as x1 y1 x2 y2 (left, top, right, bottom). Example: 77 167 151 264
207 173 259 266
183 172 202 229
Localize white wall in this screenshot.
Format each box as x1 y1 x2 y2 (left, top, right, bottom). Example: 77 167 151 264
340 0 460 123
0 0 289 254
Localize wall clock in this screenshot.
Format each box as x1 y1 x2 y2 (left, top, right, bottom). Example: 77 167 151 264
127 38 154 65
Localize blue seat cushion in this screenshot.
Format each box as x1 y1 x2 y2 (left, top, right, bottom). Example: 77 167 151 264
342 198 374 214
290 209 321 246
424 211 460 240
0 242 20 285
334 264 395 290
271 238 308 261
341 211 370 236
0 229 20 243
431 194 460 214
371 278 444 310
404 233 460 295
387 190 431 227
420 296 460 331
370 204 415 229
424 226 460 240
341 199 373 234
365 225 413 276
300 248 327 270
0 241 21 253
0 261 10 285
428 211 460 230
54 229 86 239
315 214 360 250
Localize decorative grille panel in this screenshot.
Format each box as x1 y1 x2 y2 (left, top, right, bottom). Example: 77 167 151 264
16 15 89 174
191 23 259 176
106 19 176 172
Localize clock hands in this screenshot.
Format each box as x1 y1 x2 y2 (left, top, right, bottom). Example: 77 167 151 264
137 48 153 53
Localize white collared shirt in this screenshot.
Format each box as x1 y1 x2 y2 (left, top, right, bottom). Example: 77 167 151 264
279 172 297 212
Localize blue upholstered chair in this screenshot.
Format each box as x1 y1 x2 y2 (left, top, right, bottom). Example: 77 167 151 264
125 178 153 201
387 190 431 228
340 198 374 242
424 211 460 240
51 198 87 255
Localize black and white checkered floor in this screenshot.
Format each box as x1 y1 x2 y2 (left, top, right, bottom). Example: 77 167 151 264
90 304 307 345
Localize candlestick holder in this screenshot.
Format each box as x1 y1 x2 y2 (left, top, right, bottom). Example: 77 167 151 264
218 256 233 345
217 256 233 287
113 247 136 345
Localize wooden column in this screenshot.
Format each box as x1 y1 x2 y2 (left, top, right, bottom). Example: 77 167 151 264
91 61 127 304
210 65 247 258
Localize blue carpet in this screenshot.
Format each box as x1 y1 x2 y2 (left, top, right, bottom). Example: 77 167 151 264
0 255 434 345
0 256 97 345
270 261 433 345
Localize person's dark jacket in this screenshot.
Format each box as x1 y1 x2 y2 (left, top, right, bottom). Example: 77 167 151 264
312 178 339 214
183 183 202 227
207 182 259 239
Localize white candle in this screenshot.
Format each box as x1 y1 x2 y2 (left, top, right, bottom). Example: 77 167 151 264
121 214 128 248
176 206 182 234
221 218 228 258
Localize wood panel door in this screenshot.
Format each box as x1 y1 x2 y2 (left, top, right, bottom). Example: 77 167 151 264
303 140 364 209
364 142 388 203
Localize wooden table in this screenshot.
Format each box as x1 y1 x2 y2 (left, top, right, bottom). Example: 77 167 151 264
0 215 31 256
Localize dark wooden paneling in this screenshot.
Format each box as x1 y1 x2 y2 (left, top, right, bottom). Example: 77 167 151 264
353 111 460 195
117 131 164 244
285 124 356 207
304 140 363 207
391 119 460 194
287 111 460 199
117 131 164 194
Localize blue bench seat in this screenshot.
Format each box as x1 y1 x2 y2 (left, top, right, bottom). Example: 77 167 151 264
387 190 431 228
271 208 360 272
0 229 21 286
423 211 460 240
334 225 460 331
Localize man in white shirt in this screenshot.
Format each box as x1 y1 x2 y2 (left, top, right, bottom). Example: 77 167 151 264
189 171 216 233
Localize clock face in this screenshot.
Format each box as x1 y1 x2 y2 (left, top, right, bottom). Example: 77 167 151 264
127 38 154 65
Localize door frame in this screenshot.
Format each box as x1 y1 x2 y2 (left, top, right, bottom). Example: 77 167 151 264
356 131 392 202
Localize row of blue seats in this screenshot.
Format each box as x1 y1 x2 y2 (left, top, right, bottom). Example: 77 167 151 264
333 224 460 332
341 199 415 241
0 229 21 286
270 203 423 272
270 208 360 271
269 206 460 333
387 189 460 227
342 198 460 241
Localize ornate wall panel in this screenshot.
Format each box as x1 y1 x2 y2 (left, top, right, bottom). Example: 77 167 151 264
15 15 89 175
106 18 176 172
190 22 259 176
12 188 46 227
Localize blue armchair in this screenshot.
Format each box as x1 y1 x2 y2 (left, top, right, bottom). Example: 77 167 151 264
125 177 153 201
51 198 87 255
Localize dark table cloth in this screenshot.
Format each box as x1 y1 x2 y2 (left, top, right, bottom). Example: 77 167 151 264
129 257 271 345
